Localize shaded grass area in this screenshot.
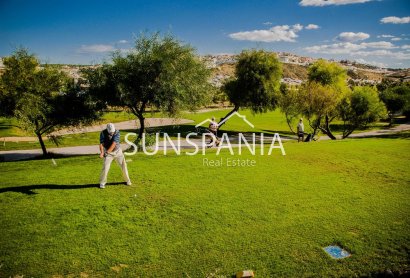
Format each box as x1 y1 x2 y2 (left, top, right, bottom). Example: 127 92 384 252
0 139 409 277
0 117 26 137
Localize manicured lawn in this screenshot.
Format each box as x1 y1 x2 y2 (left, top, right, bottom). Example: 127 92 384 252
0 117 27 137
0 138 409 277
101 110 136 122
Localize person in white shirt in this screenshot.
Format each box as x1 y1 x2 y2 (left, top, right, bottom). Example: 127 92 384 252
297 118 304 143
208 117 219 146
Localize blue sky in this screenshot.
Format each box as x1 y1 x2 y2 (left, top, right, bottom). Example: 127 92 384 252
1 0 409 68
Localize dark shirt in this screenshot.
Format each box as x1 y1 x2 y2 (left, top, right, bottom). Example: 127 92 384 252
100 129 120 151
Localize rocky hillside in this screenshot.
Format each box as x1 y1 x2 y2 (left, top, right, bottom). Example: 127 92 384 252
206 54 408 87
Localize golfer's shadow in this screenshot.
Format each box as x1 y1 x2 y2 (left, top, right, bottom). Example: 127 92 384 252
0 182 124 195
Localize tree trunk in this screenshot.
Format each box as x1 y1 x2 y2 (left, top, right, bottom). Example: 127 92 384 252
388 113 393 127
218 105 239 128
285 112 296 134
311 117 321 138
324 115 336 140
342 132 352 139
136 114 145 142
36 132 48 157
342 129 354 139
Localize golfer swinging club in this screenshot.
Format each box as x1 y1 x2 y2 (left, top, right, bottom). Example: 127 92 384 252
99 123 131 189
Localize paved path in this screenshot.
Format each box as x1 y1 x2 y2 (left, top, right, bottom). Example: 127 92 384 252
342 123 410 138
1 123 409 162
314 123 410 140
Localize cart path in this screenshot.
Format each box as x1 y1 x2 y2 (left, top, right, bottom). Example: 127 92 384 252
317 122 410 140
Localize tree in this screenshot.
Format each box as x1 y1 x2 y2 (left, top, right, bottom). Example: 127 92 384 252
299 82 341 138
220 49 282 127
278 83 300 134
0 49 100 156
0 49 38 117
379 83 410 125
338 86 387 138
300 59 349 139
81 64 123 109
307 59 347 87
88 33 212 141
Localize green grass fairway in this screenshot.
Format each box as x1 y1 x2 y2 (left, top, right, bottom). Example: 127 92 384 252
1 138 409 277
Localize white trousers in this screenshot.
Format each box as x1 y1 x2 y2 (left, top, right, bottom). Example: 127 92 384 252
99 148 131 185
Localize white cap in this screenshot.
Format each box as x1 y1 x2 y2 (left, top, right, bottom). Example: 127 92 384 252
107 123 115 133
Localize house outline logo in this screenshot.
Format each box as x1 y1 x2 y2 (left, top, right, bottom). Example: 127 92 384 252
195 111 255 129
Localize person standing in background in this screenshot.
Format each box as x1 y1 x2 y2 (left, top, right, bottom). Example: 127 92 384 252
208 116 220 146
297 118 305 143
